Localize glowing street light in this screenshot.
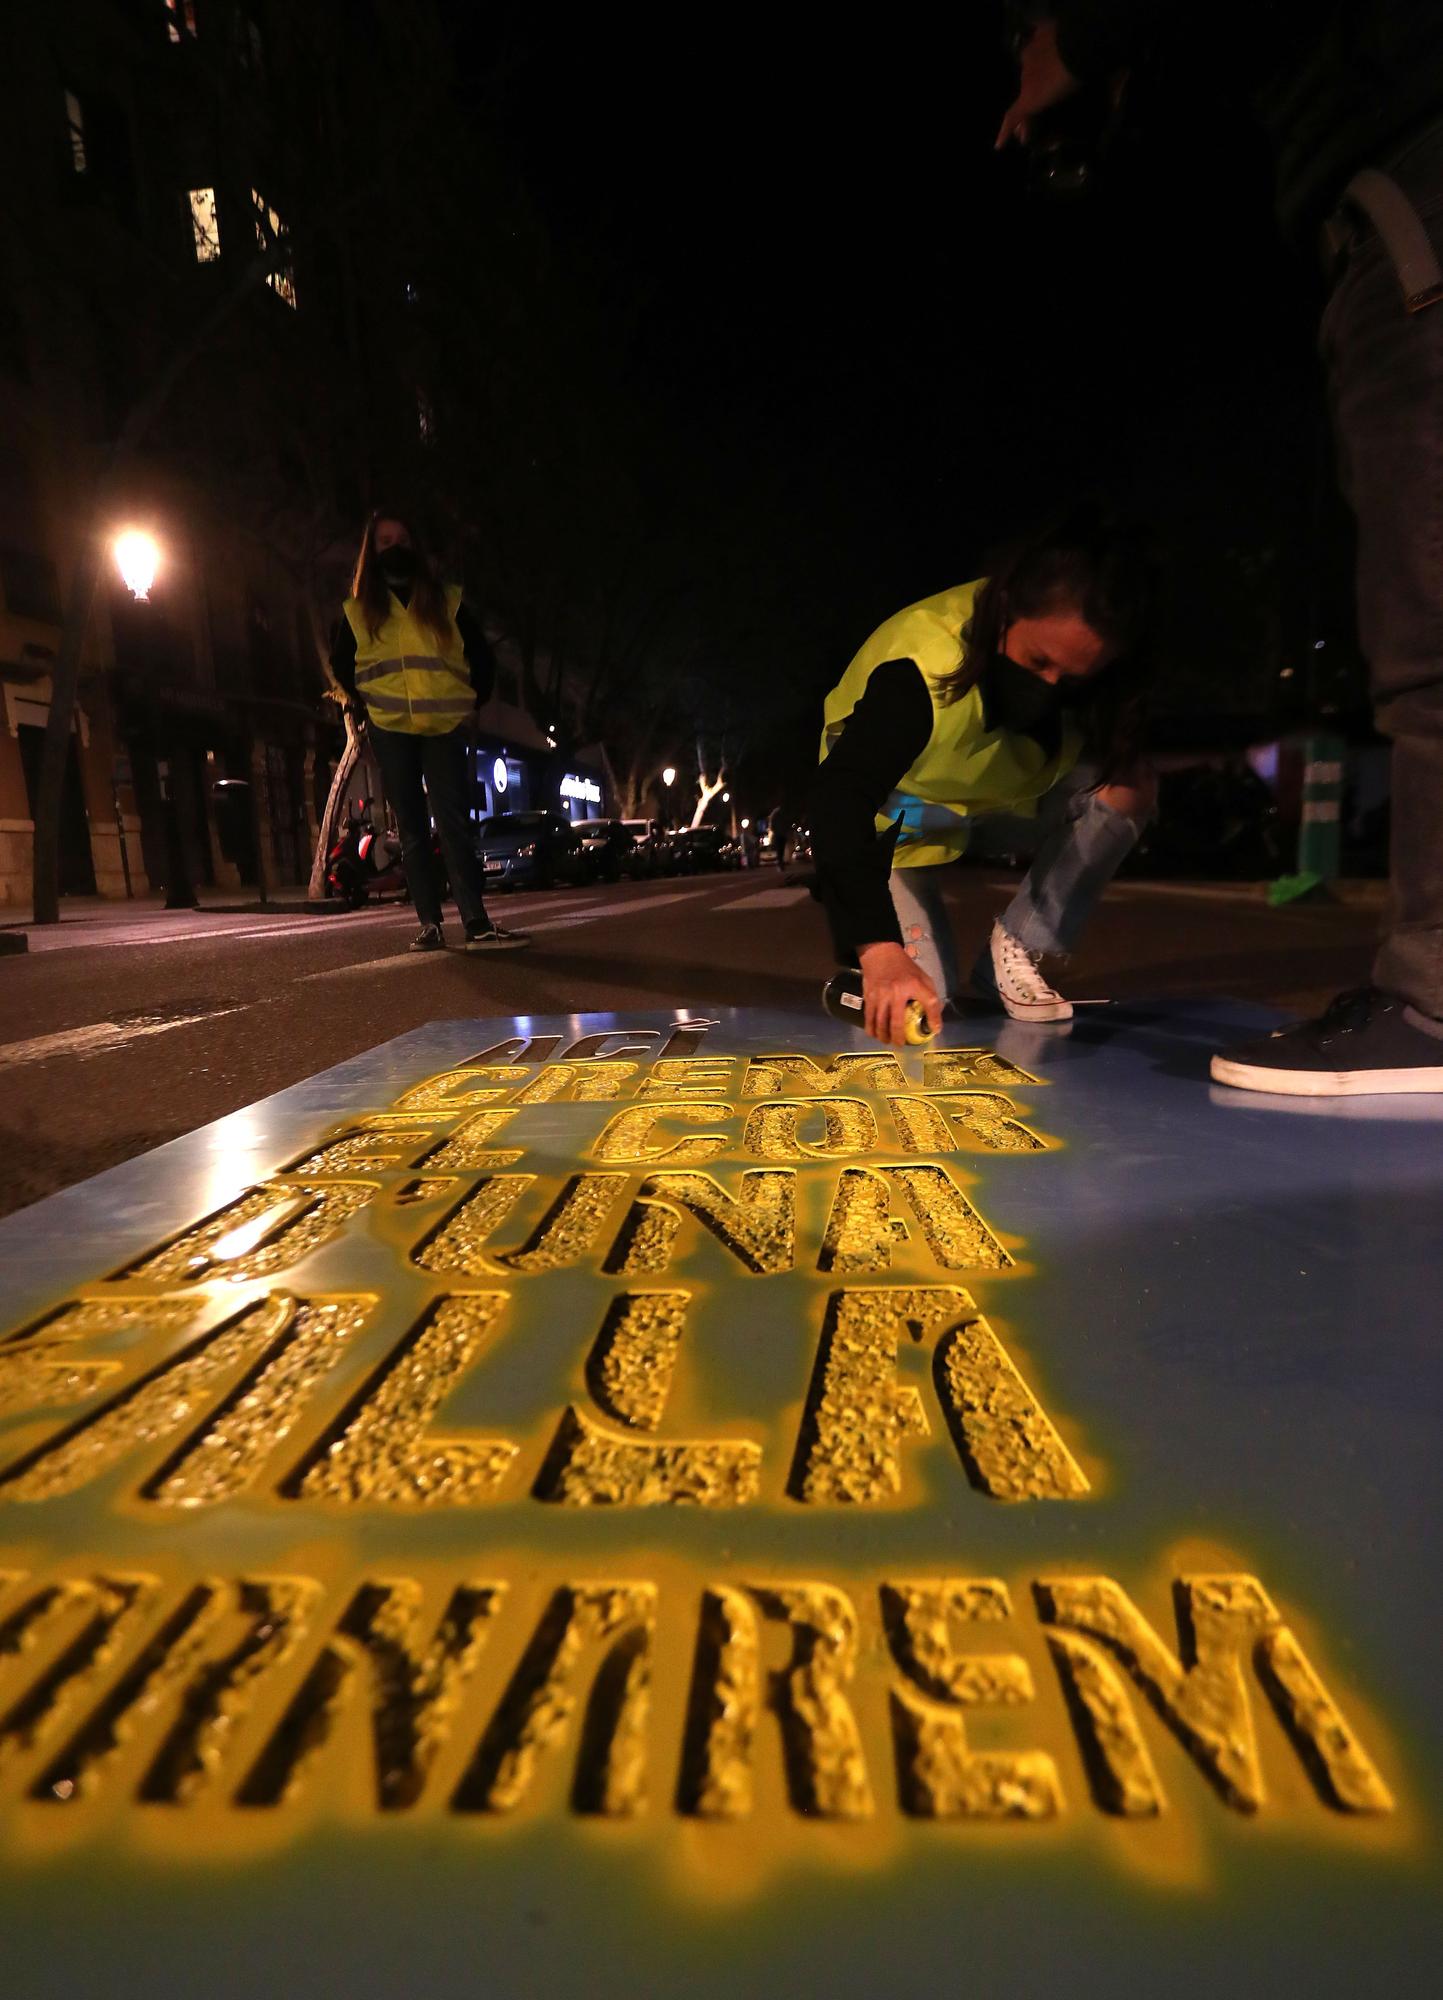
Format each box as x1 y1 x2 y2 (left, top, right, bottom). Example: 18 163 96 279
740 817 750 829
722 791 730 803
113 529 161 601
661 766 677 788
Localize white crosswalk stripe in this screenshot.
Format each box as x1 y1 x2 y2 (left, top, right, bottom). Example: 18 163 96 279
716 885 811 910
0 1008 244 1070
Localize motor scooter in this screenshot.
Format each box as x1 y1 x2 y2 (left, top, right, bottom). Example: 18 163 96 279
325 796 407 908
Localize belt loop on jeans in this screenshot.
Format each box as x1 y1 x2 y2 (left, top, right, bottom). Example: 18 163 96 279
1338 166 1443 313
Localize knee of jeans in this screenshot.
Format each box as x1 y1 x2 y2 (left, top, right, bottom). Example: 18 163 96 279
1090 778 1156 834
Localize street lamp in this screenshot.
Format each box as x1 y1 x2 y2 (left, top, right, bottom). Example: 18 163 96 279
113 529 161 601
661 766 677 788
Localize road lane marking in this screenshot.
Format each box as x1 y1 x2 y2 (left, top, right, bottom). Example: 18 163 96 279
716 885 810 910
0 1008 244 1070
295 889 715 981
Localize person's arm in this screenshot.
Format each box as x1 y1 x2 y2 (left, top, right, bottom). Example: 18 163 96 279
455 602 496 704
328 615 358 701
806 659 940 1047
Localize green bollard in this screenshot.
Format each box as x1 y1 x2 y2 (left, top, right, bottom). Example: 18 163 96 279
1297 731 1345 883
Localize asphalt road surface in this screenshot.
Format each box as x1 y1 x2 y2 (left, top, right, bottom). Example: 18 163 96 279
0 868 1381 1220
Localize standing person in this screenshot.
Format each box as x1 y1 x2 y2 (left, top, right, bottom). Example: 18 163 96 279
808 509 1156 1048
998 4 1443 1096
330 510 530 954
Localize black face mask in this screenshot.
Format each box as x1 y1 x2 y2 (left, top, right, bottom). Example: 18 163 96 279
978 652 1065 748
378 546 416 587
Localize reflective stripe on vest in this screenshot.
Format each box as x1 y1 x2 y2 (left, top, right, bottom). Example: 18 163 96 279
819 578 1082 869
342 585 474 736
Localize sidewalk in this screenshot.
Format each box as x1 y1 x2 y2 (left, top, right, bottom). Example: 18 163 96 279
0 883 363 956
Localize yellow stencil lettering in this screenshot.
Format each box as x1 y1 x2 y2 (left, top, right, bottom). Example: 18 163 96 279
418 1110 524 1171
495 1174 628 1275
743 1098 878 1161
923 1048 1045 1090
1035 1574 1394 1814
0 1297 202 1422
0 1575 161 1781
452 1584 654 1815
120 1179 377 1286
677 1586 760 1819
514 1062 639 1105
882 1580 1062 1819
746 1584 873 1819
636 1058 738 1100
606 1170 796 1276
390 1068 521 1111
0 1295 356 1505
294 1295 517 1507
591 1102 734 1165
414 1176 537 1277
283 1119 442 1176
819 1168 911 1275
238 1579 505 1810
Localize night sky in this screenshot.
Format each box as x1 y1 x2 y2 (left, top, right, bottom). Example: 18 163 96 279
446 9 1338 722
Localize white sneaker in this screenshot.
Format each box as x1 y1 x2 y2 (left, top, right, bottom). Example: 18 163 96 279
975 920 1074 1022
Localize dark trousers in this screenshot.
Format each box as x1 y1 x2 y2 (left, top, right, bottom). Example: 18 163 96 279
366 723 489 932
1323 121 1443 1018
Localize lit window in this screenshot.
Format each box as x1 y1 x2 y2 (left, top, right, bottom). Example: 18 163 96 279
188 187 220 262
166 1 198 43
251 188 297 309
64 91 86 174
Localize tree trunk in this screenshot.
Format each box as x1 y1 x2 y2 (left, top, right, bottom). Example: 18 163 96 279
31 528 107 924
691 740 726 829
307 706 362 901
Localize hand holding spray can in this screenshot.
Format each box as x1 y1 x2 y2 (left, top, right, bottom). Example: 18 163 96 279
821 968 936 1046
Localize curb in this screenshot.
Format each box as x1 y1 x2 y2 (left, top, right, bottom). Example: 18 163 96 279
0 930 28 956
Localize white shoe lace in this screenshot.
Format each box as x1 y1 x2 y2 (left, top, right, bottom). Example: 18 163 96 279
994 926 1064 1004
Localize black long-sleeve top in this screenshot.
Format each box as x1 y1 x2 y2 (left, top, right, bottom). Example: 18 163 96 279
328 592 496 706
805 657 933 962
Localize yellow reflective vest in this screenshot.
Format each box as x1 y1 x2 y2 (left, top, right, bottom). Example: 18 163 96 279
820 578 1084 869
342 584 474 736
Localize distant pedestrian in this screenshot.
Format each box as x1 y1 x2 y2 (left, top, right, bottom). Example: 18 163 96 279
330 509 530 953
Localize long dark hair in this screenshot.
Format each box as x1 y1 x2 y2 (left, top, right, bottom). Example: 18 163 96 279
350 507 453 643
940 504 1155 780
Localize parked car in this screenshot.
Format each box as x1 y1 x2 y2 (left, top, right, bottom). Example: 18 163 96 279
572 817 636 883
621 819 676 876
476 809 586 890
671 825 730 874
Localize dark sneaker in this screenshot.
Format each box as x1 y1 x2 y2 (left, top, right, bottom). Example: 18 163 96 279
409 924 445 953
464 923 532 952
1210 987 1443 1097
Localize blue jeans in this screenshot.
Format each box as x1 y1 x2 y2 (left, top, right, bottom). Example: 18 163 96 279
366 723 489 932
886 774 1144 1004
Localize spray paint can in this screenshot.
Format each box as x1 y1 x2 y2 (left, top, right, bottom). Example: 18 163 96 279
821 968 935 1046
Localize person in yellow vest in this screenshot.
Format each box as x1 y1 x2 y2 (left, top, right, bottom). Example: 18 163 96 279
808 509 1156 1046
330 510 530 953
